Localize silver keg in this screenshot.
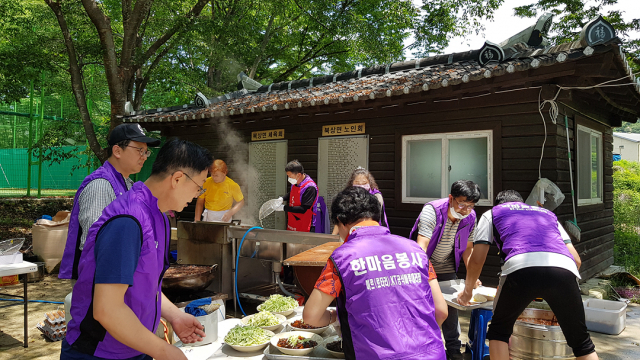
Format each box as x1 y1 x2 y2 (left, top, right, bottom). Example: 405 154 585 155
509 309 574 359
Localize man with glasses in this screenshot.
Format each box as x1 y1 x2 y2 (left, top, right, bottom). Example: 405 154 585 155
60 123 161 280
409 179 481 360
62 139 213 360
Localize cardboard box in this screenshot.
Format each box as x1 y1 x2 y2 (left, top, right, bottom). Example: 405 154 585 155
32 211 70 273
0 275 20 286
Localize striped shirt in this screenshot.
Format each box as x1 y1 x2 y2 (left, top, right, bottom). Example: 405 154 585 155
417 204 475 274
77 177 134 250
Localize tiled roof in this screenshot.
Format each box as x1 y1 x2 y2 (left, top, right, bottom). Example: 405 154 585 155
124 40 639 124
613 132 640 142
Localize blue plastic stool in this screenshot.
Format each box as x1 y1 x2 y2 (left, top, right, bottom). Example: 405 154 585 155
466 308 492 360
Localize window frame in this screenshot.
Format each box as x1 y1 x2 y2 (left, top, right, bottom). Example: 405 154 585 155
401 129 493 206
576 124 603 206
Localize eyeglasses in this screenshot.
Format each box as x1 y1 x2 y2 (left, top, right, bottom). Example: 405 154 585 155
183 172 206 197
452 197 475 210
126 145 152 158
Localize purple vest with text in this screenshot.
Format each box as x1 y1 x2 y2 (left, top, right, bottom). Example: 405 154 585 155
65 182 170 359
409 198 476 272
492 202 573 262
59 161 129 280
330 226 445 360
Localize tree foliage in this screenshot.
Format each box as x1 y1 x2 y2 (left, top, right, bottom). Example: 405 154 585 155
513 0 640 64
2 0 505 161
612 160 640 276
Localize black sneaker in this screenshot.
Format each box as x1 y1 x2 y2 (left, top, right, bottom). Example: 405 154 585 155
446 350 464 360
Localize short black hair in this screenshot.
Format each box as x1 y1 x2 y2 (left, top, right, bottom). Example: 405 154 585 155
495 190 524 205
331 186 381 226
150 138 213 178
450 180 481 203
106 139 131 158
285 160 304 174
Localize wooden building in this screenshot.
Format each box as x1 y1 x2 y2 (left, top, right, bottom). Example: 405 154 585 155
125 16 640 283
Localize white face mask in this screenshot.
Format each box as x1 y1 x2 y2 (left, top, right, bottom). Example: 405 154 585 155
449 205 469 220
288 176 298 185
354 184 371 191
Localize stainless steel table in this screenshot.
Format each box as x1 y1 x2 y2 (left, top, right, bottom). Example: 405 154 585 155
0 261 38 347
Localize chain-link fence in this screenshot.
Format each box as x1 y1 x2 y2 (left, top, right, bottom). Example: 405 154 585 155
0 79 107 198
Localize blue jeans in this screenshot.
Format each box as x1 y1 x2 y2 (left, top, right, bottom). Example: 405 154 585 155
437 272 461 353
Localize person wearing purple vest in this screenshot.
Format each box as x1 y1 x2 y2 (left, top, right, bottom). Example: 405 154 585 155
61 139 213 360
459 190 597 360
303 187 447 360
332 167 389 235
409 179 480 360
60 123 161 281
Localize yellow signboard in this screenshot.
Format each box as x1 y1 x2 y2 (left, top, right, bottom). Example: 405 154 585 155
322 123 365 136
251 129 285 141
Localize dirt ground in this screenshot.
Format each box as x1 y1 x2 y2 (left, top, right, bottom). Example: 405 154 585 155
0 275 72 359
1 275 639 359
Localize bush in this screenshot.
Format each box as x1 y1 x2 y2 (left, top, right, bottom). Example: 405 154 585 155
612 160 640 277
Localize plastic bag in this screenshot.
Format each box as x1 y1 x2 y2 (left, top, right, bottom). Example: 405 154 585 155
525 178 565 211
259 198 283 222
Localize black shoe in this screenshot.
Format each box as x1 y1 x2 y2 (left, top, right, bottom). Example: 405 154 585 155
446 350 464 360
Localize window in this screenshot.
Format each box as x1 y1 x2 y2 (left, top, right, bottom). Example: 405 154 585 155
402 130 493 205
577 125 602 205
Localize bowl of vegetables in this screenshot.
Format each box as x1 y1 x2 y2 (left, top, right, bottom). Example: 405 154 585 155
257 294 298 316
287 319 330 335
270 331 322 356
241 311 287 331
323 335 345 358
224 325 274 353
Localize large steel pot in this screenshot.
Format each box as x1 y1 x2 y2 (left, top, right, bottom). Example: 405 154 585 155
510 309 573 359
162 264 218 293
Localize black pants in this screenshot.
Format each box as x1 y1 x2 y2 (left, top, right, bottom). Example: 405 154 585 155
487 267 596 358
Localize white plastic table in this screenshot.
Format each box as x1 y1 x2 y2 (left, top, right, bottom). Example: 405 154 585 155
177 306 307 360
0 261 38 348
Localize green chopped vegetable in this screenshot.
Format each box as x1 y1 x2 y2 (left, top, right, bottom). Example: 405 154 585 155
224 325 271 346
246 311 280 327
259 294 298 312
286 335 313 347
288 335 301 347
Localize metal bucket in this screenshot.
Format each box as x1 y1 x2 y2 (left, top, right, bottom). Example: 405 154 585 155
509 309 573 359
27 262 45 283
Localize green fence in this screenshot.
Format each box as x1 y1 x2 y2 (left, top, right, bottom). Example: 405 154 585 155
0 146 91 196
0 76 107 198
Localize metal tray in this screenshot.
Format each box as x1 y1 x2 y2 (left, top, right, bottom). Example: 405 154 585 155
264 343 340 360
263 326 340 360
439 279 494 311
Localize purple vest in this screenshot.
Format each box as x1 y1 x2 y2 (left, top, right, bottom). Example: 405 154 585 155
66 182 170 358
409 198 476 272
59 161 129 280
492 202 573 262
295 175 320 227
330 226 445 360
370 189 389 229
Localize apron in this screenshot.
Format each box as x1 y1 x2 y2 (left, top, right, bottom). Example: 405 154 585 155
202 209 231 222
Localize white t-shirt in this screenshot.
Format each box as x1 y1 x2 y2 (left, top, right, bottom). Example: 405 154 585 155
474 209 580 278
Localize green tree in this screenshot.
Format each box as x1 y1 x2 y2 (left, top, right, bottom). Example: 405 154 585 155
612 160 640 276
513 0 640 62
3 0 506 162
44 0 211 162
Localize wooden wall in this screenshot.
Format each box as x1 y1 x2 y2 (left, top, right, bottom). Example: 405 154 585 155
151 86 615 284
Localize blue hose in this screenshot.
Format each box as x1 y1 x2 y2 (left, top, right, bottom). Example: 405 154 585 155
0 298 64 304
235 226 262 316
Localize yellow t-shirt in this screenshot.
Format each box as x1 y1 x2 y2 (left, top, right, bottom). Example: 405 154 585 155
199 176 244 211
